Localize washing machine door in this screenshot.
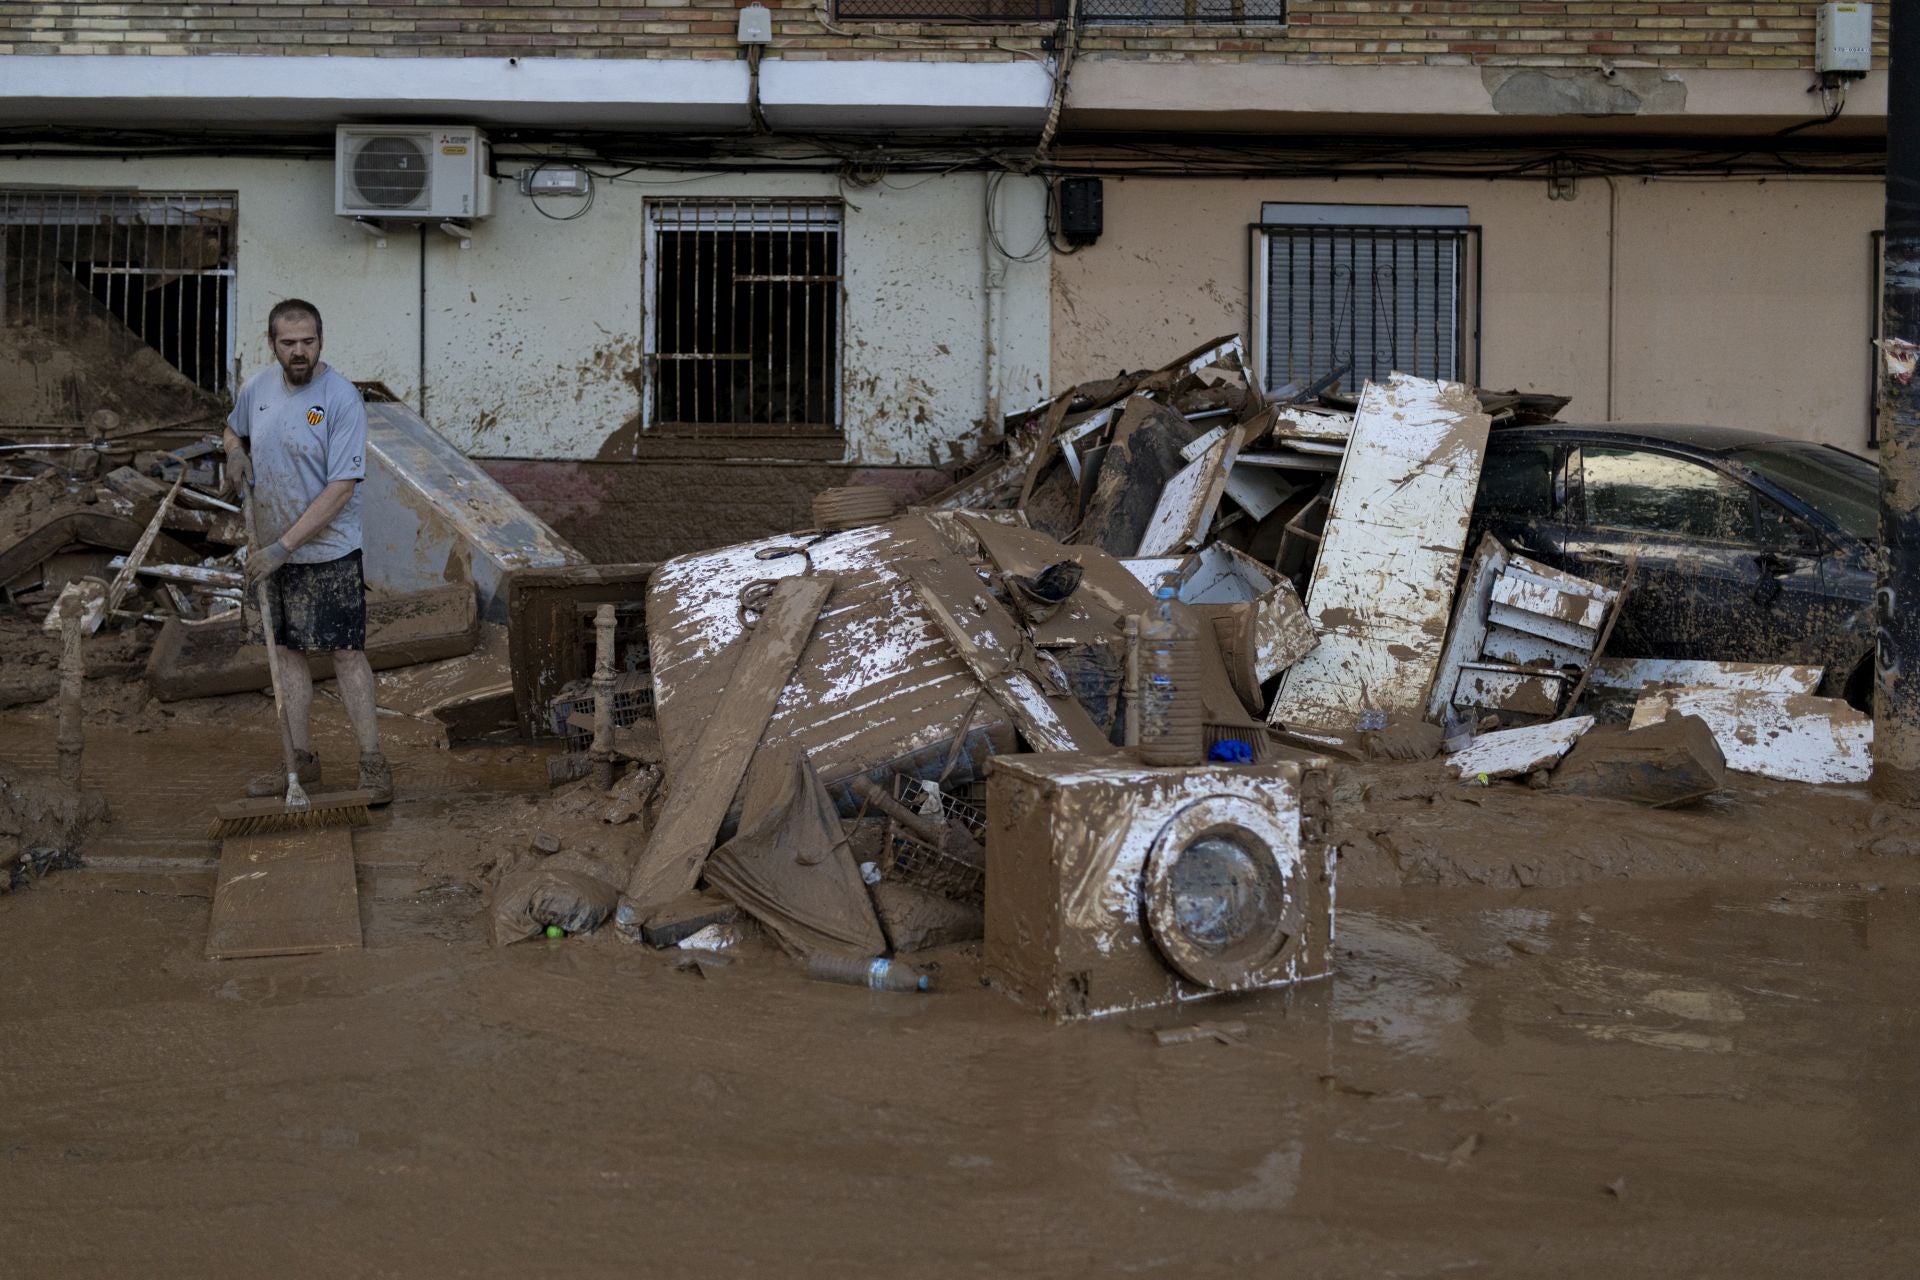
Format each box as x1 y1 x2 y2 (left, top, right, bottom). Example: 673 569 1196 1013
1141 794 1304 990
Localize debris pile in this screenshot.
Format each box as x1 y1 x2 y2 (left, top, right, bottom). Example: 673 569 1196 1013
500 337 1880 1013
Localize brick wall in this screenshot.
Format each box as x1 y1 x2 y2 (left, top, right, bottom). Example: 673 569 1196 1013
0 1 1891 69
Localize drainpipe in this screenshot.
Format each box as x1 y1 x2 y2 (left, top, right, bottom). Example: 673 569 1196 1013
1873 0 1920 800
983 173 1006 436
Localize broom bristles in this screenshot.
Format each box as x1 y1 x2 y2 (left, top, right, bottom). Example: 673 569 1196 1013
208 801 373 840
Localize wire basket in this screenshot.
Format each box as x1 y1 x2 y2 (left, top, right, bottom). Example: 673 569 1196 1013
874 774 987 903
551 672 655 752
893 776 987 838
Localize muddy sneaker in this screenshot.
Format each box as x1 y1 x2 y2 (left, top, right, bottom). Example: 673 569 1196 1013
245 749 319 798
358 752 394 807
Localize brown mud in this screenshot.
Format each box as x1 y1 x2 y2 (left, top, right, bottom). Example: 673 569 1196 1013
4 706 1920 1273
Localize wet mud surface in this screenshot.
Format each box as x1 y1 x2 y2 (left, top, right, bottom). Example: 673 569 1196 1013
4 704 1920 1274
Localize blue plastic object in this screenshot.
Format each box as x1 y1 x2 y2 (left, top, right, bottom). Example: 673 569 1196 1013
1208 739 1255 764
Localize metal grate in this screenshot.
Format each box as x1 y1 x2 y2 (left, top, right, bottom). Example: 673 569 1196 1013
1259 223 1480 398
550 671 656 753
1081 0 1285 22
0 190 237 419
833 0 1284 20
643 199 843 441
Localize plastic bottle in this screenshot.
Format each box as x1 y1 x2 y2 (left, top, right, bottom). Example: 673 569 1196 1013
804 953 932 993
1136 581 1205 766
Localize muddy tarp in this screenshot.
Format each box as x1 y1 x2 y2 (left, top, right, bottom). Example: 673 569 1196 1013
488 865 621 945
703 749 886 960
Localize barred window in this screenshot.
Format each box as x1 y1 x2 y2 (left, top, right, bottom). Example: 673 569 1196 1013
1255 204 1480 399
1 189 236 424
642 199 842 445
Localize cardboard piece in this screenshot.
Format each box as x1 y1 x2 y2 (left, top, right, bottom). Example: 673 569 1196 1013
206 828 362 961
703 749 887 960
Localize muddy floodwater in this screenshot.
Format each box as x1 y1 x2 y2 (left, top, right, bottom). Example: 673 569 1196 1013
6 870 1918 1276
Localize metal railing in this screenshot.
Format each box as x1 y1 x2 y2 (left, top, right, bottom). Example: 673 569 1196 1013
834 0 1284 23
642 198 844 441
1 190 237 420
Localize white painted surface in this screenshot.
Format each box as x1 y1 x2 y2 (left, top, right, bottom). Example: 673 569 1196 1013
1589 659 1824 696
1269 374 1490 732
1447 716 1594 780
1425 536 1509 724
0 54 1049 131
1630 688 1872 784
0 156 1049 465
1137 425 1242 556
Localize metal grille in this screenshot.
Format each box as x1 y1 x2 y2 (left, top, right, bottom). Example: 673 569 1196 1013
1081 0 1285 22
550 671 656 753
833 0 1284 20
643 199 843 440
0 190 237 418
1260 224 1480 398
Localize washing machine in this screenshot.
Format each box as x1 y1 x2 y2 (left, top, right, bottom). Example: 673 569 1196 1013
984 754 1335 1022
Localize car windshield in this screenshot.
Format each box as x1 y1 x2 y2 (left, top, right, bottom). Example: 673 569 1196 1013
1726 442 1881 541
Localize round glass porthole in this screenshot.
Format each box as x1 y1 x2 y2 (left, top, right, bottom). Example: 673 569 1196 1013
1144 798 1302 990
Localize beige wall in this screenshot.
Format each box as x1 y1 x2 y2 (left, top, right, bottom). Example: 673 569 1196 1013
1052 174 1883 451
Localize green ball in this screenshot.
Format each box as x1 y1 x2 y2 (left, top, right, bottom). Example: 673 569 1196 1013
545 925 564 938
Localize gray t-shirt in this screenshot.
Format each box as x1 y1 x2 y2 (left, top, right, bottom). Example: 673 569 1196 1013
226 364 366 564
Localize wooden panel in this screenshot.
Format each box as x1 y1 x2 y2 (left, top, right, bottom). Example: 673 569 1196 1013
1589 659 1823 697
206 828 361 961
1630 688 1872 784
1268 373 1490 733
1446 717 1594 780
1136 424 1245 557
619 575 835 918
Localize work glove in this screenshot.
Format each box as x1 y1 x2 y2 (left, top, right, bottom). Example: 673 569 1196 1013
244 539 291 592
222 441 252 497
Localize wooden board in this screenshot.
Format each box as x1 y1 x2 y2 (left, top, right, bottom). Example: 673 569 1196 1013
1136 424 1245 557
1446 716 1594 780
1629 687 1872 784
1268 373 1491 733
1589 659 1824 697
901 555 1115 755
1425 534 1510 723
617 574 835 919
206 828 362 961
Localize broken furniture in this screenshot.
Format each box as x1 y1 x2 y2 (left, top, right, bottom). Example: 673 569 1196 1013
359 398 585 622
145 581 481 700
983 753 1334 1022
1630 687 1873 785
506 562 655 739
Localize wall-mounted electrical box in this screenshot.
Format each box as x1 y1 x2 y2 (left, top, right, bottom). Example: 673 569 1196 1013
737 4 773 44
1058 177 1103 247
520 165 591 197
1815 3 1872 77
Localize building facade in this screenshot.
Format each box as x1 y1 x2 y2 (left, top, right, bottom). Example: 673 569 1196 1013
0 1 1891 558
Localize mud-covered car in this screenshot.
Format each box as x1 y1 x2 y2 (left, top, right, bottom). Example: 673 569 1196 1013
1471 423 1881 709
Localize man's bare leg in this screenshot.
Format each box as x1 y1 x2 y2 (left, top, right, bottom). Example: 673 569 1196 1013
333 649 392 804
332 649 381 757
274 644 316 752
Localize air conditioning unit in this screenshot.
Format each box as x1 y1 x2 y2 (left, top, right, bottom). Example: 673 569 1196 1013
335 125 492 221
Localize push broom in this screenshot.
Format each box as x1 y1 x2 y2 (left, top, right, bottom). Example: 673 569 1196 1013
208 493 373 839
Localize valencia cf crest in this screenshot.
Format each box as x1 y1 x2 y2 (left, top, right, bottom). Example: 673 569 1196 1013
306 405 326 427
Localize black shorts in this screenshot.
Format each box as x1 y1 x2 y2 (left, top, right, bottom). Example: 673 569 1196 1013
250 549 367 653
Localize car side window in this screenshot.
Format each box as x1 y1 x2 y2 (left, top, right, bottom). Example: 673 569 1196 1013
1582 447 1752 543
1477 443 1557 518
1755 494 1821 552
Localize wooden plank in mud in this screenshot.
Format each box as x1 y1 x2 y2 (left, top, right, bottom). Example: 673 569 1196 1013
206 827 362 961
1268 373 1491 734
1630 687 1872 784
618 574 835 919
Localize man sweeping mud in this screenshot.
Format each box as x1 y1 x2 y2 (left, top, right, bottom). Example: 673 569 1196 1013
221 299 393 806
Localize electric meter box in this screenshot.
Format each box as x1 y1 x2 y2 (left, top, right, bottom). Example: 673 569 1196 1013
1816 3 1872 75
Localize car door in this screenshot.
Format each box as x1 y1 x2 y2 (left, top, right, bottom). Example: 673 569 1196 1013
1748 491 1845 665
1561 444 1774 660
1469 437 1570 563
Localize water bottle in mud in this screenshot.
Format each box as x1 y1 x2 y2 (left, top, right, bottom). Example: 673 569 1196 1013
1136 582 1204 767
805 953 932 993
